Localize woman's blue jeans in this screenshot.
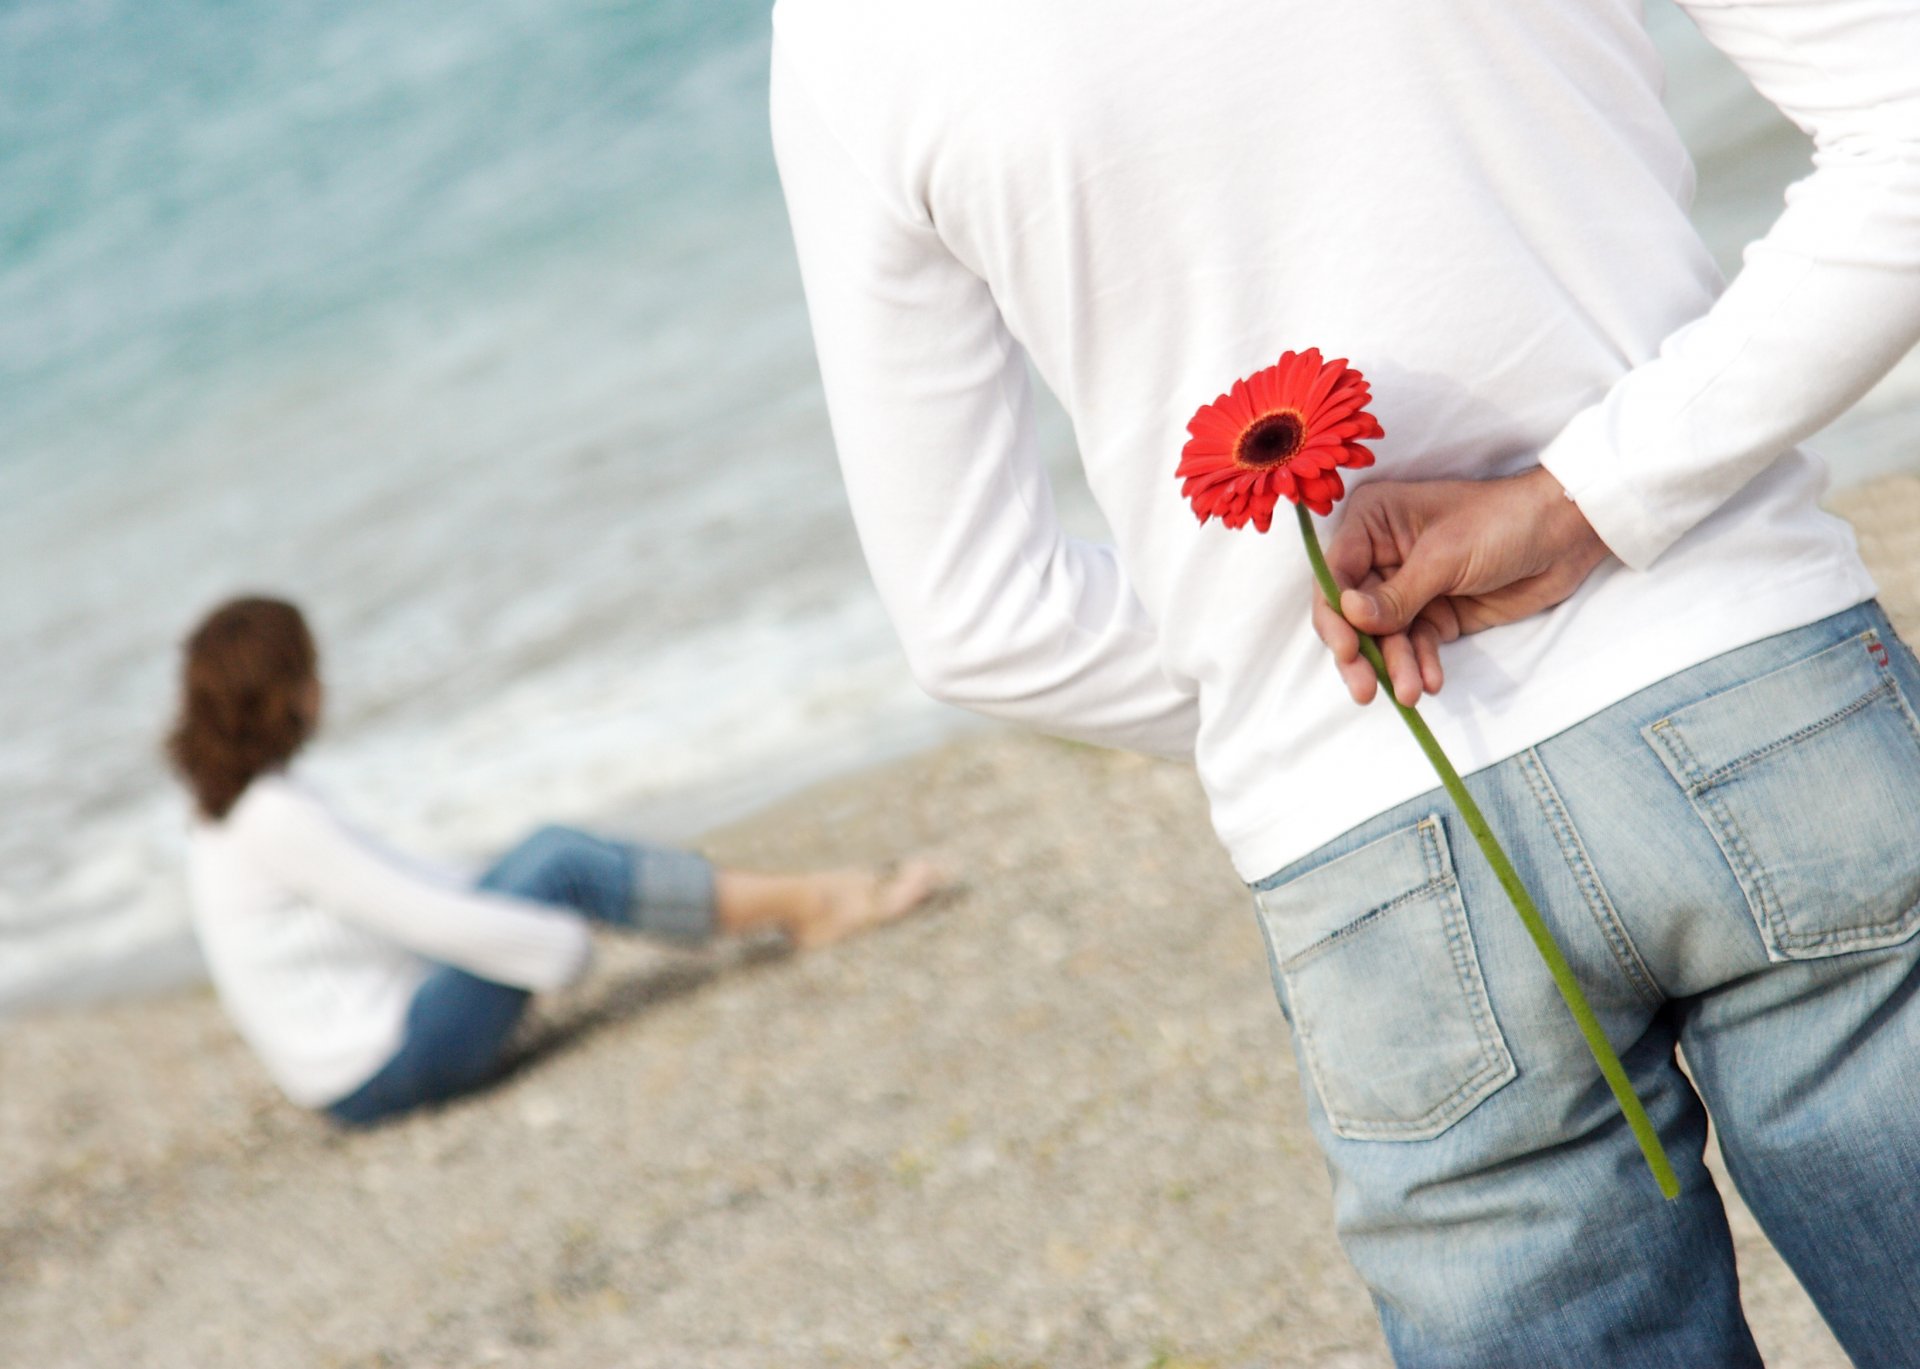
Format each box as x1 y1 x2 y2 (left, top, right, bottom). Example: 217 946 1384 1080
1249 598 1920 1367
327 827 714 1128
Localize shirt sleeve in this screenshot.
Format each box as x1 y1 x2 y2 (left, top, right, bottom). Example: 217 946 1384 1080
768 43 1201 760
235 781 593 992
1538 0 1920 571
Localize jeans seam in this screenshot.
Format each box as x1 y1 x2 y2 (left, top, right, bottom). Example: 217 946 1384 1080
1772 656 1920 954
1772 908 1920 953
1518 748 1664 1006
1323 1053 1512 1140
1646 633 1920 961
1283 877 1452 970
1424 819 1511 1087
1875 631 1920 750
1649 719 1792 956
1679 674 1893 794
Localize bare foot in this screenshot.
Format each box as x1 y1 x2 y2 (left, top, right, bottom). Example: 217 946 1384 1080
786 859 948 950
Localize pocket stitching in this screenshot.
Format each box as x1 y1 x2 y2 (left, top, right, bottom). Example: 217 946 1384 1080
1774 908 1920 953
1648 713 1796 955
1646 632 1920 958
1291 931 1512 1141
1438 894 1514 1123
1663 676 1895 797
1277 817 1516 1141
1429 823 1511 1096
1281 874 1449 972
1873 639 1920 751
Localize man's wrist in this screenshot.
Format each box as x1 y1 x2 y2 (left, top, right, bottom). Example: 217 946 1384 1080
1519 465 1609 574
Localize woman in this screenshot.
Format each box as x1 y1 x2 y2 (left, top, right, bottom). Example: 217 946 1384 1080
167 595 939 1126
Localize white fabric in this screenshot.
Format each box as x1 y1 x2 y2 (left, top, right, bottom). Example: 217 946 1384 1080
186 773 592 1107
771 0 1917 880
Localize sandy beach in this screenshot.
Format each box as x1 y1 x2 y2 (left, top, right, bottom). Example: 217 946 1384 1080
6 478 1918 1368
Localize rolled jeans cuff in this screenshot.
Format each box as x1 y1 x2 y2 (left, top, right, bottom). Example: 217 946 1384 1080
629 845 717 943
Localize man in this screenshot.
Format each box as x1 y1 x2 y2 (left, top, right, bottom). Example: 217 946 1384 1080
771 1 1920 1362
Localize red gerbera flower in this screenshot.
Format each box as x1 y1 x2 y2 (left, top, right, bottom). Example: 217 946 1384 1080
1177 348 1384 529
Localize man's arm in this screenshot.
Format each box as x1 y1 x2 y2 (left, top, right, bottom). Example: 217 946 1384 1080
769 44 1200 759
1317 0 1919 703
1311 469 1610 706
1541 0 1920 571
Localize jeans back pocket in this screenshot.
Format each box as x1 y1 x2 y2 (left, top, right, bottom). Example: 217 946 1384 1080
1253 815 1515 1142
1643 629 1920 961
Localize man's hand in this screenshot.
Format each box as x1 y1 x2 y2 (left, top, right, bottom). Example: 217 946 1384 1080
1311 466 1612 707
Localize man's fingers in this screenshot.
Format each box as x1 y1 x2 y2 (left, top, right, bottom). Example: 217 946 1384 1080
1322 500 1382 590
1316 571 1430 707
1418 599 1463 645
1340 541 1455 637
1312 593 1361 665
1314 579 1374 703
1410 619 1444 695
1338 650 1378 705
1379 629 1424 707
1313 549 1450 708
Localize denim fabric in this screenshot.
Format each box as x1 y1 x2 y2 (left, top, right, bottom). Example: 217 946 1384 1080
324 964 532 1129
1250 598 1920 1368
327 826 715 1127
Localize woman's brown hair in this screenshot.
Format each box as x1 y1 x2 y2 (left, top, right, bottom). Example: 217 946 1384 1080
166 596 319 820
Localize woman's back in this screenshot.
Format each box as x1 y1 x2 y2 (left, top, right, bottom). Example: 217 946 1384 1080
187 773 434 1107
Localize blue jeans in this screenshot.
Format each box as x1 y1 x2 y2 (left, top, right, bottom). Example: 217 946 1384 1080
327 826 715 1127
1250 599 1920 1367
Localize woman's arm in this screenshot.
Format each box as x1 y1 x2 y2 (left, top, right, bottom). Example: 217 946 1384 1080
233 779 592 991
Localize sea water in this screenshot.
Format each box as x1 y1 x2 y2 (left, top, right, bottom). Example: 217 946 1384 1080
1 0 1915 1013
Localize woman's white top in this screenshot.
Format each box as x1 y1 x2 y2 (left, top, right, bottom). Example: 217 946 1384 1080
770 0 1919 880
186 773 592 1107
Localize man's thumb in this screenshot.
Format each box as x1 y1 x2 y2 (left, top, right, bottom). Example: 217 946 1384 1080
1341 550 1449 635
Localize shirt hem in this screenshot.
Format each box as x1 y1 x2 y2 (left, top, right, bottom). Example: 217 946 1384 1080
1217 562 1880 883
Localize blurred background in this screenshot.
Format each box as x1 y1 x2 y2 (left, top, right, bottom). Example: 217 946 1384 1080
3 0 1917 1016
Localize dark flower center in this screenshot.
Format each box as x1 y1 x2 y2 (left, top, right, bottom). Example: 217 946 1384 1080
1238 411 1305 468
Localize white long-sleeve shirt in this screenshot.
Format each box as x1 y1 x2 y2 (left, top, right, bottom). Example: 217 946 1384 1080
771 0 1919 881
186 773 591 1107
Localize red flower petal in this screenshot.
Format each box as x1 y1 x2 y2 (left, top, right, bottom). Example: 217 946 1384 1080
1175 349 1383 531
1186 411 1243 445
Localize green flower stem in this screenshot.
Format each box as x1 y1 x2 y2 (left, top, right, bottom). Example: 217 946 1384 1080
1296 502 1679 1201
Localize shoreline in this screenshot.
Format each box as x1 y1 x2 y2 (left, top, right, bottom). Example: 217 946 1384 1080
4 462 1912 1023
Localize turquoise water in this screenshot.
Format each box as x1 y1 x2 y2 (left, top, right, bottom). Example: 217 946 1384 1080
3 0 774 478
1 0 1914 1011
